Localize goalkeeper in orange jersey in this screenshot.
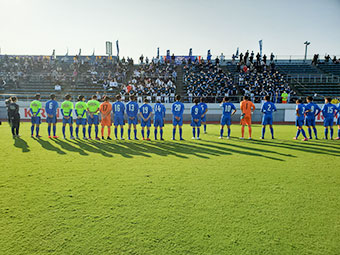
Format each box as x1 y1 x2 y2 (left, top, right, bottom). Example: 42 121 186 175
240 95 255 139
99 96 113 140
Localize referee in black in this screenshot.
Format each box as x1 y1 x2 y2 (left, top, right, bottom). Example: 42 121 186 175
7 96 20 138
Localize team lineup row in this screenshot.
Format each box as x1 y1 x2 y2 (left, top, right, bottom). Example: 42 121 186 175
6 94 340 141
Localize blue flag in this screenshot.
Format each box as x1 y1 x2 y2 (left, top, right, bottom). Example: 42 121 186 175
157 47 159 58
207 49 211 61
235 47 239 58
259 40 263 57
116 40 119 57
189 48 192 57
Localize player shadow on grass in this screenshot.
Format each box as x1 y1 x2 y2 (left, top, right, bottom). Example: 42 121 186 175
52 139 89 156
34 138 66 155
13 138 30 152
249 139 340 157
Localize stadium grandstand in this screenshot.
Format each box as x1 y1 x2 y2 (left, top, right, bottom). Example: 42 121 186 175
1 52 340 103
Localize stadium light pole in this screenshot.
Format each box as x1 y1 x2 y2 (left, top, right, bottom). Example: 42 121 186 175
304 41 310 62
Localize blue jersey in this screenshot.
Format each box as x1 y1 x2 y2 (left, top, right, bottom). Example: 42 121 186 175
322 103 337 119
112 101 125 117
305 102 321 119
140 104 153 119
198 103 208 116
296 104 306 120
126 101 139 117
45 100 59 116
172 101 184 117
221 102 236 117
191 105 202 119
154 103 166 119
261 102 277 116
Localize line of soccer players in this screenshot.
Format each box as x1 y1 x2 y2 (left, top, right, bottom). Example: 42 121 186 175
27 93 340 141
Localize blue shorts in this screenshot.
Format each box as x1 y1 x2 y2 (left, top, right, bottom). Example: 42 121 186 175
262 115 273 125
324 117 334 127
63 117 73 124
141 119 151 127
220 116 231 126
191 118 201 127
172 116 183 126
154 118 164 127
114 116 125 126
305 118 316 127
295 119 304 127
128 116 138 125
31 116 41 125
201 115 207 122
337 118 340 125
88 115 99 125
76 118 87 125
46 115 57 124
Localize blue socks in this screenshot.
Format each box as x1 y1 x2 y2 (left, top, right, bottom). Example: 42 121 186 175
70 126 73 137
179 128 183 139
141 129 145 139
83 127 86 137
262 127 265 138
62 126 66 137
330 128 333 139
128 129 131 139
121 128 124 139
197 128 200 138
308 127 312 138
172 128 176 139
270 127 274 138
75 127 79 137
31 125 34 136
192 128 196 137
36 126 39 136
296 129 301 138
220 129 224 137
301 129 307 138
160 129 163 139
204 124 207 132
48 126 51 136
313 127 318 139
53 126 56 136
228 128 231 137
95 126 98 138
88 126 92 138
134 129 137 139
115 127 118 139
147 129 150 138
324 128 328 139
338 129 340 138
154 129 158 139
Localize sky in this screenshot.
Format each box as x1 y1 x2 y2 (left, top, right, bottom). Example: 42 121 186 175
0 0 339 60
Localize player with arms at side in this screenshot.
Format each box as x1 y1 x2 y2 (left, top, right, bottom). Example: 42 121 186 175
8 96 20 138
294 99 308 141
75 95 88 139
30 94 42 138
321 97 337 140
154 100 166 140
305 96 321 139
240 95 255 139
61 94 74 139
191 98 202 140
219 97 236 139
99 96 112 140
172 95 184 140
87 95 101 140
112 94 125 140
126 95 139 140
199 97 208 134
260 95 277 139
139 98 153 141
45 94 59 139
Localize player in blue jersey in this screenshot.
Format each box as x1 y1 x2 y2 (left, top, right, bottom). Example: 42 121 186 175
45 94 59 139
171 95 185 140
154 100 166 140
199 97 208 134
191 98 202 140
260 95 277 139
304 96 321 139
112 94 125 140
139 98 153 140
336 103 340 140
126 95 139 140
294 99 308 141
321 97 337 139
219 97 236 139
61 94 74 139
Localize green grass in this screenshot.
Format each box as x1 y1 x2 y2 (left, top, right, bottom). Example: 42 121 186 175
1 123 340 255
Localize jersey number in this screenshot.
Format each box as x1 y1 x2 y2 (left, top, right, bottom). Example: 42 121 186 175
225 105 231 113
115 105 120 112
129 104 134 111
174 105 181 111
143 107 148 114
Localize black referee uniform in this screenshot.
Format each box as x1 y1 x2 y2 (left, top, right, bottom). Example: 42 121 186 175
8 102 20 137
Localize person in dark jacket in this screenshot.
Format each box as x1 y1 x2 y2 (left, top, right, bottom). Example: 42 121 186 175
8 96 20 138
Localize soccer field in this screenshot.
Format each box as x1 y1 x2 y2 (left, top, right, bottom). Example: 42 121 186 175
1 123 339 255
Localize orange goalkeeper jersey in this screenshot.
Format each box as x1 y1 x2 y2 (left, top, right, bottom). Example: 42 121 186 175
100 102 112 120
240 100 255 116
